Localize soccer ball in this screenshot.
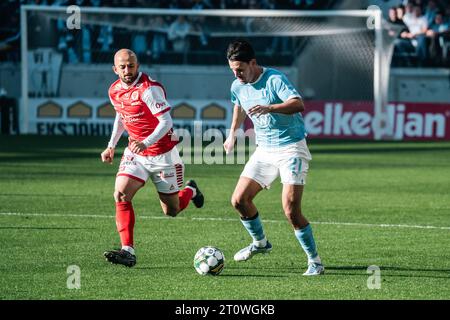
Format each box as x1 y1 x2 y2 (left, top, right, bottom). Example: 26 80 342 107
193 246 225 276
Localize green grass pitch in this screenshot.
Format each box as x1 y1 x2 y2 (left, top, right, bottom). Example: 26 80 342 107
0 136 449 300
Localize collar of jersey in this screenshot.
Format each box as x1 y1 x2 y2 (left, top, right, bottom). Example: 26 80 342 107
121 72 142 89
248 67 266 85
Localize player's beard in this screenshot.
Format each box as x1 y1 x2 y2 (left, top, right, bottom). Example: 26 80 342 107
122 73 137 84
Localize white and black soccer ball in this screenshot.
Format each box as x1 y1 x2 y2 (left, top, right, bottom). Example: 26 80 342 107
193 246 225 276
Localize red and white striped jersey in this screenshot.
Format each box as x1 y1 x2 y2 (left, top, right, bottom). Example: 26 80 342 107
108 72 178 156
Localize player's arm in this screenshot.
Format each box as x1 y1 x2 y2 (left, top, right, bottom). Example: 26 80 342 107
129 112 173 153
224 104 246 154
128 85 173 153
249 97 304 117
101 113 125 164
249 74 304 117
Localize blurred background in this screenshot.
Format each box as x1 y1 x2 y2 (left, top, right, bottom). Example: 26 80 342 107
0 0 449 141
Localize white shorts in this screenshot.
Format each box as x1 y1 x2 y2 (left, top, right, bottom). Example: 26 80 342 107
241 139 312 188
117 146 184 195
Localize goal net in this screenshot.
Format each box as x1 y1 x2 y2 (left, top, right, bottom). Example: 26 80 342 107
21 5 399 139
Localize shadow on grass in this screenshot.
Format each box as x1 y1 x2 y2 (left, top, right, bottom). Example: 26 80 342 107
218 274 287 278
324 265 450 279
0 193 96 198
0 226 96 230
133 266 287 278
326 265 450 273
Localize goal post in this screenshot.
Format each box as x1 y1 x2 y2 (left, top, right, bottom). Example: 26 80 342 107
20 5 397 139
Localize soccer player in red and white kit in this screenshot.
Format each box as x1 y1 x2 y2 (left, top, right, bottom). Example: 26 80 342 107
101 49 204 267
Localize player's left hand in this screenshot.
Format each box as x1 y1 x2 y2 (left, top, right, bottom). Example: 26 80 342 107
129 138 147 153
248 105 272 117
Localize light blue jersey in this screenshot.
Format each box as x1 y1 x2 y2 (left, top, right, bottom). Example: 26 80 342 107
231 67 306 149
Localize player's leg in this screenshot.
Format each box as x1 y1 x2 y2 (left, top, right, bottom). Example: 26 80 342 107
153 147 204 217
231 176 261 219
158 180 204 217
278 142 324 275
158 192 180 217
232 151 278 262
104 175 144 267
281 184 309 229
104 148 149 267
281 184 323 275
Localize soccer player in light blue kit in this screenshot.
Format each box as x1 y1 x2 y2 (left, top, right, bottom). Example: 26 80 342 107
223 40 324 275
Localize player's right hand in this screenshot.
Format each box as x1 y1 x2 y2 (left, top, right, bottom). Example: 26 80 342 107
101 147 115 164
223 135 236 154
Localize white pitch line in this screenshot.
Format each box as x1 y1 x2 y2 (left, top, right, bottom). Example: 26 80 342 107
1 211 450 231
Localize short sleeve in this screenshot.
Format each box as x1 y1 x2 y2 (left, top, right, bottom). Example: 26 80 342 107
142 85 171 116
231 89 240 106
108 94 116 108
270 75 302 102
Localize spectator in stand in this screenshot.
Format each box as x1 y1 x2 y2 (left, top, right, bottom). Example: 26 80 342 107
403 1 415 26
396 5 406 22
131 17 149 57
168 15 191 53
444 4 450 25
388 6 407 30
190 0 210 47
150 16 168 60
191 0 212 10
414 0 425 10
56 15 79 64
162 0 180 9
81 25 93 63
97 23 114 55
401 5 429 66
388 5 411 64
426 11 450 64
424 0 439 26
389 6 408 33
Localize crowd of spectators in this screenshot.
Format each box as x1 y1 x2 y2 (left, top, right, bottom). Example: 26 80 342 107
2 0 449 67
387 0 450 67
0 0 331 64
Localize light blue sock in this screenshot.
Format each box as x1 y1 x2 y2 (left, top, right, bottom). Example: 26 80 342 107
240 213 265 242
295 224 318 261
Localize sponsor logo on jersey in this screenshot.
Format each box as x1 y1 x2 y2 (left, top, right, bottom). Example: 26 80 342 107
123 160 136 166
155 102 166 109
160 171 175 178
122 111 145 123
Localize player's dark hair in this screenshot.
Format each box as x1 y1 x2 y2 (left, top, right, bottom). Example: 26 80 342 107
226 39 255 63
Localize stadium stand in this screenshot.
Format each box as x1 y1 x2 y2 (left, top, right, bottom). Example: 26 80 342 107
371 0 450 67
3 1 448 67
1 0 336 66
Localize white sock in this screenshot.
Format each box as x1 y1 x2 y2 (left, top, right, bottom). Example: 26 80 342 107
186 186 197 198
308 255 321 265
122 246 135 255
253 237 267 248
